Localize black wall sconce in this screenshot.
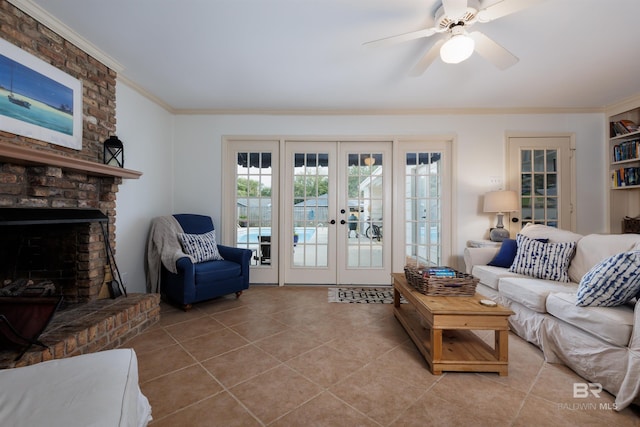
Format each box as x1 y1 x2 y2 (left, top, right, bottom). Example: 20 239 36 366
103 135 124 168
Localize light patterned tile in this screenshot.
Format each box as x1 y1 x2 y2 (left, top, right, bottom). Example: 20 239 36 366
201 344 281 388
141 364 222 420
229 364 323 424
150 391 261 427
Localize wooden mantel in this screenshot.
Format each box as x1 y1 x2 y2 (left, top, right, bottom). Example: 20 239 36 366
0 141 142 179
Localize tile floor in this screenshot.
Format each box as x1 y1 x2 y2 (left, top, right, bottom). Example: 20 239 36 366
121 286 640 426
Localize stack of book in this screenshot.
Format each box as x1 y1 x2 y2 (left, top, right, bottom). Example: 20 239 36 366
613 139 640 162
612 167 639 187
422 266 457 278
611 120 640 137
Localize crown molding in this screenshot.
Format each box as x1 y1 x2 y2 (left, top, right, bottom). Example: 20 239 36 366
116 75 175 114
173 106 605 116
605 93 640 116
7 0 124 73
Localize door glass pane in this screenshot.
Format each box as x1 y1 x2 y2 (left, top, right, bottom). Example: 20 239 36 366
236 152 273 266
521 151 531 173
533 150 545 172
546 150 557 172
520 149 558 228
404 152 442 267
346 153 383 269
292 152 328 267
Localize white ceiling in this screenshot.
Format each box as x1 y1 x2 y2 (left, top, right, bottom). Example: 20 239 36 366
22 0 640 112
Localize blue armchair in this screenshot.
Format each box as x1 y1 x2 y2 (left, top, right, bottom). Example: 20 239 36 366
160 214 252 311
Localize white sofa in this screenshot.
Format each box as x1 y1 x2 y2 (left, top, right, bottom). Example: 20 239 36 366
0 349 152 426
464 224 640 411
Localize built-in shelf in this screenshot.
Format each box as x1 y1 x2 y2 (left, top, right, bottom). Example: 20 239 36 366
610 129 640 141
0 141 142 179
612 158 640 166
612 184 640 190
607 99 640 233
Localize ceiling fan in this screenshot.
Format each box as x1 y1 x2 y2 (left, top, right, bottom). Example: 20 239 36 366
364 0 544 75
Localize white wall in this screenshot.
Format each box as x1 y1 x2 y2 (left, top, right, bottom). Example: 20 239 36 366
113 81 174 293
172 113 606 268
110 98 606 289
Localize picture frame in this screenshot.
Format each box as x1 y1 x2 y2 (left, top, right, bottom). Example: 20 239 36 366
0 38 82 150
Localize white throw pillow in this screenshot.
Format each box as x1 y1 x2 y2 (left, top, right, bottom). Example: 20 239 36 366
178 230 224 263
519 223 583 244
509 234 576 282
568 233 640 283
576 251 640 307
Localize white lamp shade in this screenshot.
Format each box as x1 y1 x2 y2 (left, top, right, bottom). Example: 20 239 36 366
483 190 518 213
440 34 475 64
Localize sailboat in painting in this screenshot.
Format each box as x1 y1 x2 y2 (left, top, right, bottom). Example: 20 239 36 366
7 64 31 109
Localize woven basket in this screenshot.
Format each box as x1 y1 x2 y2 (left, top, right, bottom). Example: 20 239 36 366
623 216 640 234
404 266 478 297
403 265 423 289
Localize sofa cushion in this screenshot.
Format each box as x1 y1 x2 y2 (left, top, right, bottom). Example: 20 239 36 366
178 230 224 263
519 223 583 244
568 233 640 283
510 235 576 282
471 265 527 290
498 277 578 313
576 251 640 307
546 292 634 347
194 259 241 283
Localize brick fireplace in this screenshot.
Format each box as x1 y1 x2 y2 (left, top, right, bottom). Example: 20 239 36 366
0 155 159 369
0 0 159 368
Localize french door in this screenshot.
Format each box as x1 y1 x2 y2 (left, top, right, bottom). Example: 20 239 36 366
283 141 392 285
507 135 575 232
224 137 453 284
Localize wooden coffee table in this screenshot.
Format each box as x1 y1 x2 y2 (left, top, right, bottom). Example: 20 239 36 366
392 273 513 376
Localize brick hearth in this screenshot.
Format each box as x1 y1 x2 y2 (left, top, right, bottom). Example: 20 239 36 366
0 293 160 368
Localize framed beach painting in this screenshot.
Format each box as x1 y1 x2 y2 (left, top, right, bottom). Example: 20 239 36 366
0 38 82 150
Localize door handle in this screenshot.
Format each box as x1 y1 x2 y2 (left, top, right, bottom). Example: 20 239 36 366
340 219 346 225
512 217 519 223
340 209 346 214
330 219 336 224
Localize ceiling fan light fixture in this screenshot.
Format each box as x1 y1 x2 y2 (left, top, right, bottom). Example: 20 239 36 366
440 33 475 64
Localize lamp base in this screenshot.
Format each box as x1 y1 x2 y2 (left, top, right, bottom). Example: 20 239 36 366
490 227 510 242
489 212 510 242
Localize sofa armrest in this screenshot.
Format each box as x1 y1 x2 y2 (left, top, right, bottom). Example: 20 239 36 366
463 247 500 274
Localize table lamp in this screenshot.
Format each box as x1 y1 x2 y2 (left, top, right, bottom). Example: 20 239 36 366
483 190 518 242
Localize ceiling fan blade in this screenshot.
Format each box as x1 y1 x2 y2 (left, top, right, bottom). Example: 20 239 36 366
477 0 545 23
363 27 437 48
409 38 446 76
469 31 518 70
442 0 469 21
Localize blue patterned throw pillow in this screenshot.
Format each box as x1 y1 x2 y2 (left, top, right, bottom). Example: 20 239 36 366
576 251 640 307
178 230 224 263
509 234 576 282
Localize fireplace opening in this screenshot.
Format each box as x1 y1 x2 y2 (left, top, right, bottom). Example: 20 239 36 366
0 208 108 304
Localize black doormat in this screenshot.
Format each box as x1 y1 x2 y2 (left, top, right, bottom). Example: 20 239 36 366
328 287 406 304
